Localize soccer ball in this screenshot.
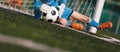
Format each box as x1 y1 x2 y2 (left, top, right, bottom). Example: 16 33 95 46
44 6 59 22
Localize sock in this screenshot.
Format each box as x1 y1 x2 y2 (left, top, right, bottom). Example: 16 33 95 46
67 20 72 27
89 19 100 28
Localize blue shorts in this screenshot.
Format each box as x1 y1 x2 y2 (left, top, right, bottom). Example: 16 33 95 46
62 7 73 20
62 7 73 26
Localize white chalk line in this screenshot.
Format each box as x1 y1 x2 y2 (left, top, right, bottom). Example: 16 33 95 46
0 34 71 52
52 23 120 45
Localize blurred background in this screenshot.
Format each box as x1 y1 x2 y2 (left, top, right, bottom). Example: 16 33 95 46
100 0 120 34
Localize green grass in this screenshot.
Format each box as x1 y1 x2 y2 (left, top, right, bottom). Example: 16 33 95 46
0 8 120 52
0 42 39 52
97 30 120 40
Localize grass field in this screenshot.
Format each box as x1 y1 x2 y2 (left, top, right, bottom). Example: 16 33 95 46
0 7 120 52
0 42 39 52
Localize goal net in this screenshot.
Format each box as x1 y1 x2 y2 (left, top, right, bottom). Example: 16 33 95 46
67 0 97 31
0 0 96 16
0 0 34 15
67 0 96 17
0 0 102 33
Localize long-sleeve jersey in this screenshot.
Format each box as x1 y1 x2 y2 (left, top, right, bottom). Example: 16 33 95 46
34 0 67 11
34 0 67 19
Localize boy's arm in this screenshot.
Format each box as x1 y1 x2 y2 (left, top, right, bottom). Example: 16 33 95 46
34 0 43 11
61 0 67 5
57 0 67 18
34 0 51 13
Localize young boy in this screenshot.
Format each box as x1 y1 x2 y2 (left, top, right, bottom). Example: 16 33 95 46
34 0 112 30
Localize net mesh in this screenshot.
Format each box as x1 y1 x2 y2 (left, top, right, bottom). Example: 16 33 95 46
0 0 96 17
100 0 120 34
67 0 96 17
0 0 34 14
67 0 96 30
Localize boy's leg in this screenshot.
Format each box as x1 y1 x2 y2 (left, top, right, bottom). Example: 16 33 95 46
71 11 112 30
71 11 91 23
58 18 68 26
61 7 73 26
60 7 87 30
60 7 112 30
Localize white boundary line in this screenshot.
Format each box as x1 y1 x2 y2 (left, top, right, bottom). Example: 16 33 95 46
0 4 120 46
53 23 120 45
0 34 71 52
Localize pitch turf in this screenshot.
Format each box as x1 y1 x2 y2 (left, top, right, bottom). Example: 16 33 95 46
0 8 120 52
0 42 40 52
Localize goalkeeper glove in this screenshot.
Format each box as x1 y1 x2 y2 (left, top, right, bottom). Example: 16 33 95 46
39 4 51 13
57 4 65 18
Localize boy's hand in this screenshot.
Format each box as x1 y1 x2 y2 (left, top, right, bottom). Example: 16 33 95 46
58 4 65 18
40 4 65 18
39 4 51 13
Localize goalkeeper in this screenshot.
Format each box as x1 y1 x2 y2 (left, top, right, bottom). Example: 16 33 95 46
34 0 112 30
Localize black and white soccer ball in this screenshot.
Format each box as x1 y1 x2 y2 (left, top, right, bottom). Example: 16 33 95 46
44 6 59 22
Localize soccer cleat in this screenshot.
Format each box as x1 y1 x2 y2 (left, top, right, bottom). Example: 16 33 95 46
99 22 112 30
71 22 83 30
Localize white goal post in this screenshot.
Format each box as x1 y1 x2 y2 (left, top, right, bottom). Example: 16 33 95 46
89 0 105 33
